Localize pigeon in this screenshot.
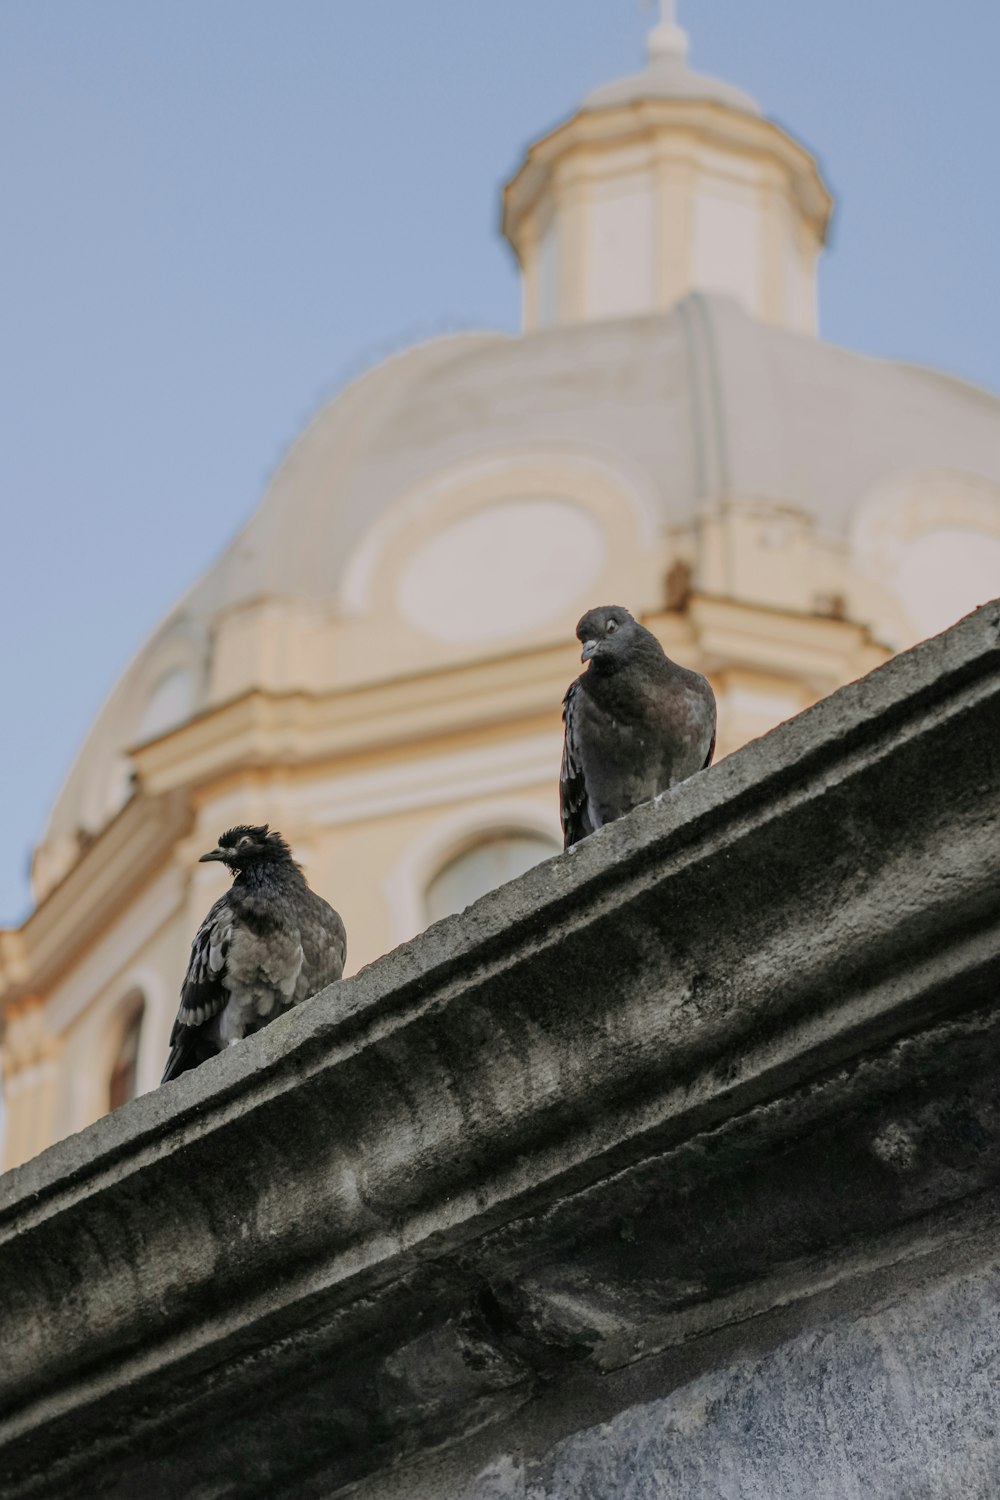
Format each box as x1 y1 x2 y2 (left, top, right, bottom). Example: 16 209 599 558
560 605 716 848
161 825 346 1083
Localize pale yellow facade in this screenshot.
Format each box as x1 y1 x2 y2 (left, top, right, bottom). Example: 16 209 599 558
4 6 1000 1171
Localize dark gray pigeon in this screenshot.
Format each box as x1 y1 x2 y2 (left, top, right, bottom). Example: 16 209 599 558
161 825 346 1083
560 605 716 848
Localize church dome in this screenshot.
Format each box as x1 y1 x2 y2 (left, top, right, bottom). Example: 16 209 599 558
34 293 1000 899
27 7 1000 905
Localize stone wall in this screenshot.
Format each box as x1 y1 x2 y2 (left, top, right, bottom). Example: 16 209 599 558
1 600 998 1499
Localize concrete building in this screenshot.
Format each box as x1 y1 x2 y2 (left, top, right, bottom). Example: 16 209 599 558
3 1 1000 1170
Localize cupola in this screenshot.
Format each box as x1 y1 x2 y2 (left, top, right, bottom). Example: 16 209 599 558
503 2 833 334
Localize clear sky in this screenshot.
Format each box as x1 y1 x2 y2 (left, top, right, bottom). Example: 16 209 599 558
1 0 998 924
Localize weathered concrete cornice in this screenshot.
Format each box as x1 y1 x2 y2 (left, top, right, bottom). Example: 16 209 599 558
1 602 998 1498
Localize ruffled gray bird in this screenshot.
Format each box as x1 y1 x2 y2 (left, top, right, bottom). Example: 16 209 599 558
161 825 346 1083
560 605 716 848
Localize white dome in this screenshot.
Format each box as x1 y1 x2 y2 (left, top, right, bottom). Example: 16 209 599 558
584 54 760 117
35 295 1000 890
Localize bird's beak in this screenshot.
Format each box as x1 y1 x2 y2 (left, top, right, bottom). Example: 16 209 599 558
198 848 229 863
580 639 598 663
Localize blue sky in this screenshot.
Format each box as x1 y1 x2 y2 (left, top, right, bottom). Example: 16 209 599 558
1 0 998 923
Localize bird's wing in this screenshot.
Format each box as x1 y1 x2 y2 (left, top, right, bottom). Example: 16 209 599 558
560 679 596 849
698 676 717 770
161 895 233 1083
296 893 347 1001
177 894 233 1025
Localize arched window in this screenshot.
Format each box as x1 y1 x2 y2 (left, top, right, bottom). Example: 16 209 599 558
424 831 560 925
108 997 145 1112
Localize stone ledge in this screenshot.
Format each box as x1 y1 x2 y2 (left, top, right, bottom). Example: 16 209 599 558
0 601 998 1499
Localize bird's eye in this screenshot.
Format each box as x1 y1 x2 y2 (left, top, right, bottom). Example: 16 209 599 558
606 619 618 633
239 835 253 849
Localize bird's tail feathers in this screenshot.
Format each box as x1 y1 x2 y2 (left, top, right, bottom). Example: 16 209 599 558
160 1030 217 1085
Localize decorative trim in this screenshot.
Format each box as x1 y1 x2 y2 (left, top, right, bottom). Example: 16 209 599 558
285 733 563 834
339 446 660 619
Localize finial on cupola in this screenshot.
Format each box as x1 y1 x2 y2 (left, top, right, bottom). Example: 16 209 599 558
648 0 690 63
